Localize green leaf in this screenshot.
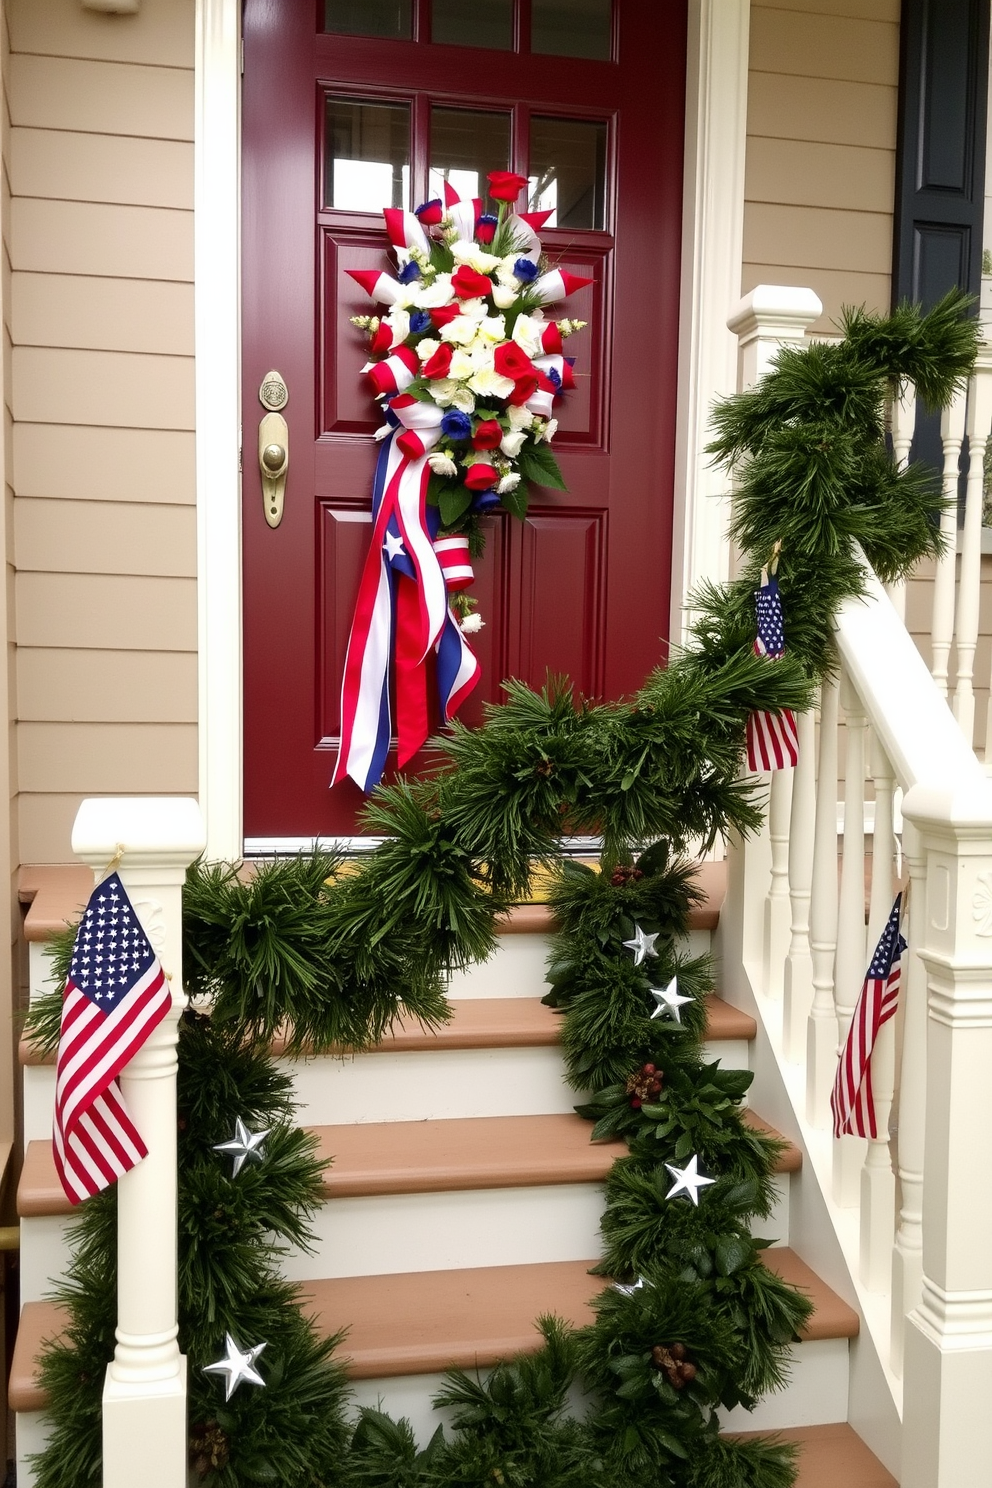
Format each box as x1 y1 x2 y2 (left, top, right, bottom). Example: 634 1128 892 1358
715 1234 753 1276
438 484 474 527
518 440 568 491
500 482 530 520
427 472 448 507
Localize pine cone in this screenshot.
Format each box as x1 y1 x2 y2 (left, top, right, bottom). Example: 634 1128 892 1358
189 1421 230 1476
625 1063 664 1106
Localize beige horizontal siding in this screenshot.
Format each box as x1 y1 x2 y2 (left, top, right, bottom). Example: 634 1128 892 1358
12 348 194 430
15 499 195 578
11 199 192 280
18 722 196 793
10 128 192 211
744 1 899 332
14 425 194 505
9 0 194 69
12 273 193 356
16 573 197 652
18 649 197 723
9 55 193 141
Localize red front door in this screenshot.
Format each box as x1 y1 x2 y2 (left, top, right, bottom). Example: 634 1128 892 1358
242 0 687 844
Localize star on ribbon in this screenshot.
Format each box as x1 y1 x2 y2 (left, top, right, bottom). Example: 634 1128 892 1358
650 976 693 1024
203 1333 267 1400
383 530 405 560
213 1117 271 1177
664 1154 716 1207
622 925 659 966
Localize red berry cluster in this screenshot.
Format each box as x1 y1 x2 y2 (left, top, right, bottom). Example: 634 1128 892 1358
610 865 644 887
624 1062 663 1109
651 1342 697 1389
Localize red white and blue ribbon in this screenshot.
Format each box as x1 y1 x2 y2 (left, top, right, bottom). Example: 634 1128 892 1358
332 403 480 793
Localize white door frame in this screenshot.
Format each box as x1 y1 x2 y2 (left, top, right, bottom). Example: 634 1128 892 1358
192 0 750 861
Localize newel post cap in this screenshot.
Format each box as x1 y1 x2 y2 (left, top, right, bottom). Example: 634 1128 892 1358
727 285 823 342
901 779 992 844
71 797 206 870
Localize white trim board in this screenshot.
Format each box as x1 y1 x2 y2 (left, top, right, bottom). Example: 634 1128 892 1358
192 2 752 859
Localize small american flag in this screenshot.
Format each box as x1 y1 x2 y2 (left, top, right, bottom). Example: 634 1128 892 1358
746 571 800 772
831 894 907 1139
53 872 172 1205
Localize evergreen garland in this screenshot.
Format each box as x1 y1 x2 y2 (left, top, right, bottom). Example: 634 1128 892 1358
23 294 977 1487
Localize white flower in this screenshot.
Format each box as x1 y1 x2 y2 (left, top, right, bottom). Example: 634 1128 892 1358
427 451 458 477
533 417 559 443
450 240 502 274
416 337 441 363
492 285 518 310
460 296 488 321
468 365 516 399
414 273 454 308
507 405 536 430
428 378 458 406
449 348 475 381
439 314 478 346
500 430 527 458
476 314 506 344
497 473 521 494
511 314 546 359
451 386 476 413
385 309 411 343
460 612 485 634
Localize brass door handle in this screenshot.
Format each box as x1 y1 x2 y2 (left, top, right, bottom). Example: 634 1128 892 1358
258 371 289 528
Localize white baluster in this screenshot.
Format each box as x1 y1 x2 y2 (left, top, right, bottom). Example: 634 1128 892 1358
71 797 206 1488
784 710 815 1059
763 768 793 999
807 673 840 1126
952 347 992 745
833 675 868 1203
886 378 918 622
859 734 897 1289
932 385 968 697
891 819 926 1377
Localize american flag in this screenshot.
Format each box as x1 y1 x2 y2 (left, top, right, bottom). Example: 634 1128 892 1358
831 894 907 1139
53 872 172 1205
746 571 800 772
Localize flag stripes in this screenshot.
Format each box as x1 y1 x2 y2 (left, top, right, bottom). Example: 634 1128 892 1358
831 893 907 1139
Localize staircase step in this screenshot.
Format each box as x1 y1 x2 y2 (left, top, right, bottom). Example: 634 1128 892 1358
19 1111 799 1220
736 1424 897 1487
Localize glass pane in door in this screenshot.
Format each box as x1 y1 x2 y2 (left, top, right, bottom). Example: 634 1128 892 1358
429 107 511 213
324 98 411 211
324 0 413 39
532 0 612 59
528 116 607 229
432 0 513 49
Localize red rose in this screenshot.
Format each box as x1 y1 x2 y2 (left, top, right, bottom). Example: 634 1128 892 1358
415 198 444 225
463 462 498 490
451 264 494 300
430 304 461 327
487 171 528 203
506 374 538 406
422 343 454 379
472 419 502 450
369 322 393 356
475 215 498 245
494 342 535 381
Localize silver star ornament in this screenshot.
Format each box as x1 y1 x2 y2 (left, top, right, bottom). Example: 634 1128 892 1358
650 976 693 1024
622 924 659 967
203 1333 267 1400
664 1154 716 1207
213 1117 271 1177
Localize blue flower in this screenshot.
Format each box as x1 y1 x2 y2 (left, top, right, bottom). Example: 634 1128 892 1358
513 257 540 283
398 260 421 283
441 410 473 442
547 366 562 389
470 488 501 514
409 310 432 334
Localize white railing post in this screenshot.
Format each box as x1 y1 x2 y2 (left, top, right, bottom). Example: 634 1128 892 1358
833 673 868 1203
901 777 992 1487
859 734 897 1289
71 797 206 1488
807 673 840 1125
887 378 918 622
932 386 968 698
952 347 992 746
891 818 927 1376
727 285 823 998
784 708 816 1059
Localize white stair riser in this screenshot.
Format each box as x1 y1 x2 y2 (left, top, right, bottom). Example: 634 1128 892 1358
282 1183 607 1281
20 1216 70 1305
349 1336 846 1448
24 1066 55 1146
448 930 711 1002
16 1408 50 1488
349 1372 595 1448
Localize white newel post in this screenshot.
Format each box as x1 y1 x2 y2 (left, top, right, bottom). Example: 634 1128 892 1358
727 285 822 999
71 797 206 1488
901 779 992 1487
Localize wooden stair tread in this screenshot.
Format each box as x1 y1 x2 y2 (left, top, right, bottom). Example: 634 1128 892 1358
11 1247 853 1407
734 1424 897 1487
20 990 754 1069
19 1110 799 1217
